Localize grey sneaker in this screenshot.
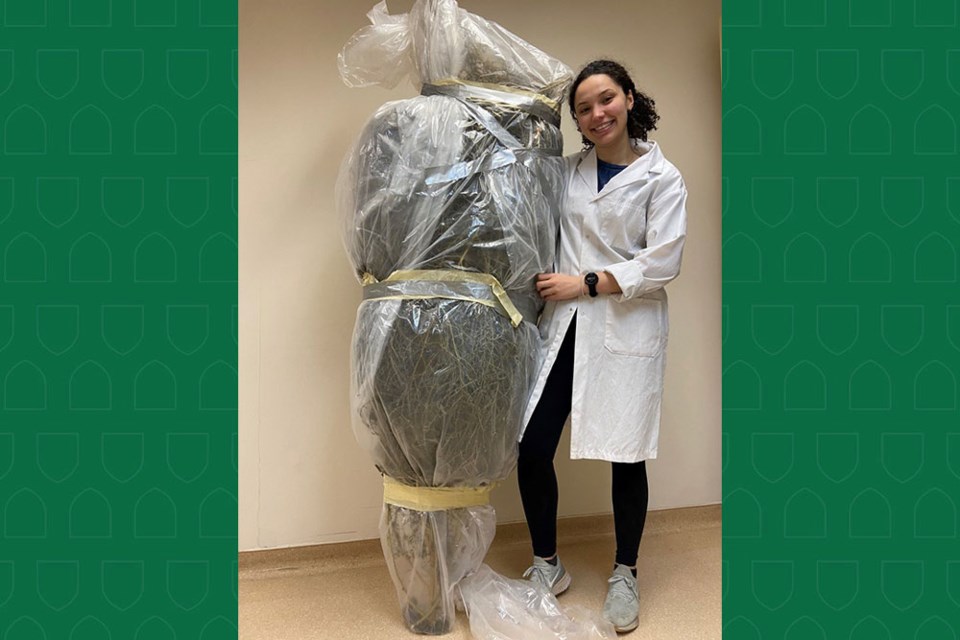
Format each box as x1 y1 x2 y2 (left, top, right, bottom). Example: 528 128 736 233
522 555 572 596
603 564 639 633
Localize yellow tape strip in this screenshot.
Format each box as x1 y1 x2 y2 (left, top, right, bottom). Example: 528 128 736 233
360 293 511 320
383 476 494 511
364 269 523 328
433 77 561 112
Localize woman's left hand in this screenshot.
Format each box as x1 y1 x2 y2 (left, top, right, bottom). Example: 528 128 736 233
535 273 583 301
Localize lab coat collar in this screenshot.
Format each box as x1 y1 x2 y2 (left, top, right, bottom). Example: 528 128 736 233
575 139 664 200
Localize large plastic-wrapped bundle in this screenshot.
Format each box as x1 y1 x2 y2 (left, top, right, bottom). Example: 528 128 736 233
337 0 572 633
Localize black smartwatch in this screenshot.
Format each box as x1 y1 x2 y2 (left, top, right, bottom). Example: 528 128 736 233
584 272 599 297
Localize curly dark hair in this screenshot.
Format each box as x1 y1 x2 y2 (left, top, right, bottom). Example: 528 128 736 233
568 60 660 147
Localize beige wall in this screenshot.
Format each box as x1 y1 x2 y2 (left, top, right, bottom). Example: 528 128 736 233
239 0 721 551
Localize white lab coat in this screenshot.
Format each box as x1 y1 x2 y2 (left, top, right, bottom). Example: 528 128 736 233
520 140 687 462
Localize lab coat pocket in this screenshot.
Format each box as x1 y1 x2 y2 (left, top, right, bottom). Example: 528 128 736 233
603 296 665 357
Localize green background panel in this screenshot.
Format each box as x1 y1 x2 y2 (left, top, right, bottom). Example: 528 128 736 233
0 0 237 636
724 0 959 636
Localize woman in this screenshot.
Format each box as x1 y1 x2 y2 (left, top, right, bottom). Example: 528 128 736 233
518 59 687 633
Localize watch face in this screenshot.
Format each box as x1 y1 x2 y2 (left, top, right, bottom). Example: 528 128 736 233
585 273 599 285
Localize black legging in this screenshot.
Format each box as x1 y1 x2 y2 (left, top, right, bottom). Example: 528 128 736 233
518 315 649 567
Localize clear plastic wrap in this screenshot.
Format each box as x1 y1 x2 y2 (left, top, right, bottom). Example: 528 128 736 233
337 0 573 634
338 0 572 103
459 565 617 640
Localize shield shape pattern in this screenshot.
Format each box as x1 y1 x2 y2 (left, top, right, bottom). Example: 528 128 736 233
751 49 794 99
101 49 144 99
101 561 144 610
880 177 924 227
37 561 79 611
0 561 12 607
100 432 144 483
817 49 859 99
751 433 794 483
36 432 79 482
751 177 793 228
880 305 924 355
0 50 13 96
167 49 209 99
751 561 794 611
36 305 79 355
0 306 11 353
167 305 209 355
816 177 859 227
880 432 924 483
880 561 923 611
0 177 12 224
166 177 209 227
36 49 79 99
817 560 859 610
37 177 79 227
816 432 859 483
167 561 210 610
166 432 209 483
101 305 144 355
101 176 144 227
948 50 960 95
881 49 924 99
751 305 794 355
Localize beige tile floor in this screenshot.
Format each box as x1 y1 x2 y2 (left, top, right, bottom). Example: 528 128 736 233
240 505 720 640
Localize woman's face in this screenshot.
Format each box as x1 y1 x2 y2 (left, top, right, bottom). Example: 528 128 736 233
573 73 634 150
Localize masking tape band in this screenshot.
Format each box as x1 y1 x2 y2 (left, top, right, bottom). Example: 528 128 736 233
423 79 562 126
363 269 524 328
383 476 494 511
434 77 561 111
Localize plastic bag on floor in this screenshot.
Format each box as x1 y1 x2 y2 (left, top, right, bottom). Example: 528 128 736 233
459 565 617 640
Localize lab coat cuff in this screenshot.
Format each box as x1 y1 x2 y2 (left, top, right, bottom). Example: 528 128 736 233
604 262 644 301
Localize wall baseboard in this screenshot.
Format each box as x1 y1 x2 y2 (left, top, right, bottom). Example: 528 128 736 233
239 504 720 578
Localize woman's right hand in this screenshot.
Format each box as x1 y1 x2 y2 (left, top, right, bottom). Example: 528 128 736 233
535 273 583 301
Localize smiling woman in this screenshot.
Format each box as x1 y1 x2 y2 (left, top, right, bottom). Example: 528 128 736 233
570 61 660 156
574 76 634 153
519 58 688 632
